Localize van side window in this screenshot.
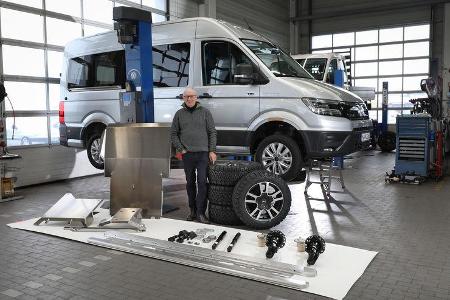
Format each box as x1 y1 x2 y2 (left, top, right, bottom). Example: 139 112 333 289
68 56 92 89
202 41 253 85
95 51 124 87
67 50 125 89
153 43 190 87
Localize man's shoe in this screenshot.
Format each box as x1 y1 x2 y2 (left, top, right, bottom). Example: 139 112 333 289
197 214 210 224
186 208 196 221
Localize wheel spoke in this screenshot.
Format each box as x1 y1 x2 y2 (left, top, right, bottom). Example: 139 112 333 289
272 196 284 202
270 190 282 197
247 192 258 199
256 210 263 220
280 147 290 156
269 207 279 216
258 183 266 194
245 199 256 204
269 143 277 155
250 207 260 217
267 209 274 219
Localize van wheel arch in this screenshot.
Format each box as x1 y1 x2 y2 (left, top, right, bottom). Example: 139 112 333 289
251 122 306 181
82 123 107 170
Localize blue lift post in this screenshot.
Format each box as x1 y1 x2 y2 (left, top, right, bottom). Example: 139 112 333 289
381 81 389 133
112 7 154 123
332 70 346 169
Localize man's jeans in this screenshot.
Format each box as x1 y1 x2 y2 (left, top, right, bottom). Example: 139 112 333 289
182 151 208 215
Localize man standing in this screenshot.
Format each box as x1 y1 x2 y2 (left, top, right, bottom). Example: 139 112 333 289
171 87 217 223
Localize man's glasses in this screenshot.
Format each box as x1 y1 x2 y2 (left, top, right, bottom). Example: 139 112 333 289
183 95 197 99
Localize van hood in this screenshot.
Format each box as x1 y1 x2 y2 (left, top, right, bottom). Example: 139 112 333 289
281 77 363 103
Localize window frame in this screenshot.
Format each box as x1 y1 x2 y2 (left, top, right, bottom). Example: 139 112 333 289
201 39 262 86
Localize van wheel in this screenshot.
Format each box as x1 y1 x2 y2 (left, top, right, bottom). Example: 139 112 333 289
87 132 104 170
255 135 302 182
232 170 291 229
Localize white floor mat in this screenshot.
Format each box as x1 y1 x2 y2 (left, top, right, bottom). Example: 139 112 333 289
8 209 376 300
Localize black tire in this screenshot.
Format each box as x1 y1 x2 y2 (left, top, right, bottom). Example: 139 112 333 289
208 160 264 186
87 132 104 169
208 203 243 226
293 169 307 182
232 170 291 230
378 131 396 152
208 184 234 206
255 134 302 182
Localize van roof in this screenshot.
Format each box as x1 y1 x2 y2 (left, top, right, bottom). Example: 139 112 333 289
291 53 344 60
64 17 271 57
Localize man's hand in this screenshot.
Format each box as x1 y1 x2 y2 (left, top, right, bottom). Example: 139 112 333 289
175 149 187 160
209 152 217 164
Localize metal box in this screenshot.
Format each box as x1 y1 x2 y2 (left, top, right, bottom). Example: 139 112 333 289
395 115 430 176
104 123 171 217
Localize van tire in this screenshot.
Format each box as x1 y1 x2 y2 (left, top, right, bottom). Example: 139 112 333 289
207 184 234 206
255 135 302 182
87 132 104 170
208 203 243 226
378 131 396 152
208 160 264 186
232 170 291 229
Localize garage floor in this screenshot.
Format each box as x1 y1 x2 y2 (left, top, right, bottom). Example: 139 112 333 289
1 151 450 300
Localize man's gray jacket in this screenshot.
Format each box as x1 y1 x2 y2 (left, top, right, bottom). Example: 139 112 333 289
170 103 217 153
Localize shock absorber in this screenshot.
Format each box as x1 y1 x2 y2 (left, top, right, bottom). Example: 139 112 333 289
265 230 286 259
305 235 326 265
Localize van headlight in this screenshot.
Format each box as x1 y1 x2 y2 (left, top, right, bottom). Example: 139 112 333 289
302 97 342 117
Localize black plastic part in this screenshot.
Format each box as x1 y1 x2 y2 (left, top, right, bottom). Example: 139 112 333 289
113 7 152 22
169 230 189 243
302 129 372 158
226 232 241 252
0 83 7 103
265 230 286 259
212 231 227 250
305 235 326 265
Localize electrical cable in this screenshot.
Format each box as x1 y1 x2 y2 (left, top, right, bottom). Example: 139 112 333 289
6 96 16 140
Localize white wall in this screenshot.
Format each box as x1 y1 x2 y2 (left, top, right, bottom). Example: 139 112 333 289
6 146 102 188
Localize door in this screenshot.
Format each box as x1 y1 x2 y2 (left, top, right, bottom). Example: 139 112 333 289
153 42 193 124
193 40 260 153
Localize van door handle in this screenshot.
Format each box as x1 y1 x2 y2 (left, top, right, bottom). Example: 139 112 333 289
175 94 183 99
198 93 213 99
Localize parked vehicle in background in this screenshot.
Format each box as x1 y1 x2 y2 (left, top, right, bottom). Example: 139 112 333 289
59 18 372 181
292 52 376 103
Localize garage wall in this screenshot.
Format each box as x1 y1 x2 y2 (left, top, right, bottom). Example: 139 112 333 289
6 146 102 188
169 0 199 19
309 0 431 35
290 0 445 54
216 0 290 50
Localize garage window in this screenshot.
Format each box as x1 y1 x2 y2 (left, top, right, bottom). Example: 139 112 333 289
1 0 168 147
312 23 430 124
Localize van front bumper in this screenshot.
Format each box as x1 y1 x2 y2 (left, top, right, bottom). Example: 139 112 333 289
302 127 372 159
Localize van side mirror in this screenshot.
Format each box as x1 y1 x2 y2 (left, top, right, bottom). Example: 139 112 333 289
234 63 254 85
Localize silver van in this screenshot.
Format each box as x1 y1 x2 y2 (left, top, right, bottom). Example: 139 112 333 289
60 17 372 181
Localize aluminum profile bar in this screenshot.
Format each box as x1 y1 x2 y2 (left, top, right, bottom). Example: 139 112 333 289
88 232 316 291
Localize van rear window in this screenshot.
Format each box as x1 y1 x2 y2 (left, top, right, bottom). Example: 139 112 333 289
67 50 125 89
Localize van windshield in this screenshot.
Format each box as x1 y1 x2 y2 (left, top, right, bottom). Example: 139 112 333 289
241 39 312 79
303 58 327 81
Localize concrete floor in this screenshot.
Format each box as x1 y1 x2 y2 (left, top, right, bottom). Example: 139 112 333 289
1 150 450 300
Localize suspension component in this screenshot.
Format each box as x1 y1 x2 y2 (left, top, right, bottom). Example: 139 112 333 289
305 235 326 265
265 230 286 258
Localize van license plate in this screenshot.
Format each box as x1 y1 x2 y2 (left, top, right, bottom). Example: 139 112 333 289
361 132 371 142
